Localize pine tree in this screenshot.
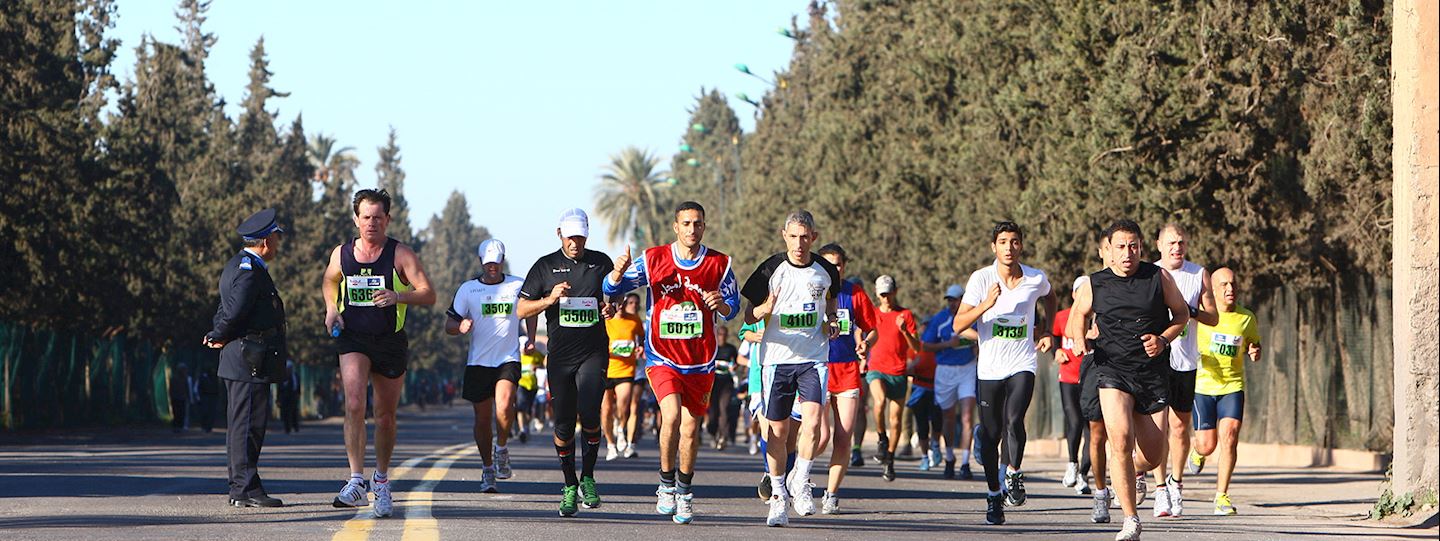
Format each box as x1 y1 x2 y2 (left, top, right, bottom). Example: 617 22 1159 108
409 191 491 372
375 127 416 245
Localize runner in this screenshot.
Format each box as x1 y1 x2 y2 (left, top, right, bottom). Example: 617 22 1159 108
604 201 740 524
907 343 944 473
1067 218 1191 541
709 325 741 451
866 274 921 483
742 210 842 527
1149 223 1219 518
1080 234 1115 523
516 338 544 443
952 221 1057 525
515 208 617 517
1052 276 1091 495
921 284 980 480
323 188 436 517
602 293 644 461
445 238 536 493
1188 267 1262 516
816 243 877 513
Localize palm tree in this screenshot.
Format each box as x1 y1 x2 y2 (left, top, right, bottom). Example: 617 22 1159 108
594 146 672 248
306 133 358 186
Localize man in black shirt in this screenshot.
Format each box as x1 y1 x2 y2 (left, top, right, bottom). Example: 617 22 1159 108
517 208 616 517
709 326 741 450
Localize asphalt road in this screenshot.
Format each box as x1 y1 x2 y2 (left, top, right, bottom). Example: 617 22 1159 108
0 405 1432 540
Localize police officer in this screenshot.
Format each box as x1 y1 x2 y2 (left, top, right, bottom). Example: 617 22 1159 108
204 208 288 508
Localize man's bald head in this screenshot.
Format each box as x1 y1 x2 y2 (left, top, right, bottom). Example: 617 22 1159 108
1212 267 1237 310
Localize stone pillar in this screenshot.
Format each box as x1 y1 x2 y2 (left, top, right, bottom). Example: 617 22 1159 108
1391 0 1439 505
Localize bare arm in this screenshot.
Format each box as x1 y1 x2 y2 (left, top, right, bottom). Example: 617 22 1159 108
1065 282 1093 356
393 244 436 306
1194 268 1220 327
322 246 344 331
517 282 569 319
1036 289 1058 352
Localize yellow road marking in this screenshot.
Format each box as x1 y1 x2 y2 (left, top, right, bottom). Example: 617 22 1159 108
400 445 476 541
331 443 473 541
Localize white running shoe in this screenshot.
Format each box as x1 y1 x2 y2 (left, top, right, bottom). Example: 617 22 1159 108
1063 462 1079 487
372 477 393 518
622 443 637 459
821 491 840 514
673 493 694 524
786 476 816 516
1092 488 1112 523
494 446 512 479
479 466 498 494
749 440 759 455
331 478 369 508
605 444 619 461
1115 515 1142 540
1135 474 1147 505
766 495 789 527
655 485 677 515
1168 479 1184 517
1076 473 1092 495
1152 486 1172 518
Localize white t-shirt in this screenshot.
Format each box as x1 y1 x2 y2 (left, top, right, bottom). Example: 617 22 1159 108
962 262 1052 381
741 253 841 366
1159 259 1205 372
449 275 524 367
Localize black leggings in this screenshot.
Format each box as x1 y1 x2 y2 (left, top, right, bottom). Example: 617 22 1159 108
1059 381 1091 476
548 350 607 442
911 391 944 446
977 371 1036 492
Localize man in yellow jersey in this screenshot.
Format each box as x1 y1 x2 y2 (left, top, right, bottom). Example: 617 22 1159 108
516 338 544 444
603 292 645 460
322 189 436 517
1188 267 1261 516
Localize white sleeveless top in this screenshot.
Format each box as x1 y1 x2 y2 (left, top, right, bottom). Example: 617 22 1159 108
1159 260 1205 371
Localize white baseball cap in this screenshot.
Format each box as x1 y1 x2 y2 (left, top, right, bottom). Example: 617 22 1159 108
875 275 897 295
478 238 505 265
944 284 964 299
559 208 589 238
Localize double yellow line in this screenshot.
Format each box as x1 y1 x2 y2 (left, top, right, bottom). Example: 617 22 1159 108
332 442 476 541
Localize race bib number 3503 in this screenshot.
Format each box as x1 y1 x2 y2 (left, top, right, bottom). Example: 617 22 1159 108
558 297 599 328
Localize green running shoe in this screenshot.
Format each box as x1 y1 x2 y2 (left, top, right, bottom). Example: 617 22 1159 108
559 485 579 517
579 476 602 509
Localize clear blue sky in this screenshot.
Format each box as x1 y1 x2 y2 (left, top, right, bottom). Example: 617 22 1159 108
110 1 809 271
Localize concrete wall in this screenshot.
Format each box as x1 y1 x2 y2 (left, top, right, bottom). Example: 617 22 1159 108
1391 0 1439 502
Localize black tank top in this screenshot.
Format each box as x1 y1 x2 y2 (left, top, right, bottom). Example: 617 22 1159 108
1090 263 1170 371
339 238 409 335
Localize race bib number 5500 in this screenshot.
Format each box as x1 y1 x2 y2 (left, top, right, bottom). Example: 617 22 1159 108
558 297 599 328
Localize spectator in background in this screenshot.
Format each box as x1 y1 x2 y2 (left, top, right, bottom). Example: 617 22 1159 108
279 360 301 433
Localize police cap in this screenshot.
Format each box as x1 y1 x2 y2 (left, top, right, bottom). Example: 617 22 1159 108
238 208 285 240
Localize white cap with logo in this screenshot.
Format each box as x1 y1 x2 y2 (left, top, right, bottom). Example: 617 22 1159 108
944 284 964 299
875 275 897 295
478 238 505 265
558 208 590 238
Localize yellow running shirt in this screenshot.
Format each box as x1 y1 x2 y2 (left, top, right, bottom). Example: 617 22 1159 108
519 350 543 391
606 313 644 379
1195 306 1262 396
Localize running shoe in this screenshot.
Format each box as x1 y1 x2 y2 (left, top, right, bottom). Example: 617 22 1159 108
579 476 602 509
850 448 864 467
1004 471 1027 507
1186 450 1205 476
494 446 512 479
518 430 529 444
1092 488 1112 523
655 485 677 515
749 440 759 455
479 466 498 494
959 463 974 480
1077 473 1093 495
372 476 392 518
1152 486 1171 517
1168 477 1184 517
1214 493 1236 515
758 474 773 501
606 444 619 461
786 476 816 516
821 491 840 515
882 459 897 482
944 459 956 479
560 485 579 517
623 444 638 459
1135 473 1147 504
673 492 694 524
919 454 932 471
766 495 789 527
332 478 369 508
1063 462 1079 487
985 493 1006 525
1115 515 1142 541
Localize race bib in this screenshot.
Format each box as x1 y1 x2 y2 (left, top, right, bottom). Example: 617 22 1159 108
991 315 1028 340
1210 332 1241 357
345 275 384 307
778 302 819 330
480 297 514 318
836 308 852 334
558 297 599 328
610 340 636 358
659 305 704 339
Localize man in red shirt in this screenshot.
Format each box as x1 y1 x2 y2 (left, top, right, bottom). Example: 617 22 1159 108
864 275 920 482
1053 278 1092 495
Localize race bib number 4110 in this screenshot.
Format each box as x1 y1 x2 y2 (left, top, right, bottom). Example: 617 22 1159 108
779 303 818 330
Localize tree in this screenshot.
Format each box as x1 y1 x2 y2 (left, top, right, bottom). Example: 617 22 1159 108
593 147 671 249
408 191 491 372
375 127 416 245
667 89 744 248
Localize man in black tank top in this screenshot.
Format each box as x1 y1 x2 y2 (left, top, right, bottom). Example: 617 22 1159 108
322 189 436 518
516 208 617 517
1066 219 1189 541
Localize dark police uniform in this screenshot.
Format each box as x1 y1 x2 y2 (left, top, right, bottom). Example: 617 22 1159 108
205 208 287 508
